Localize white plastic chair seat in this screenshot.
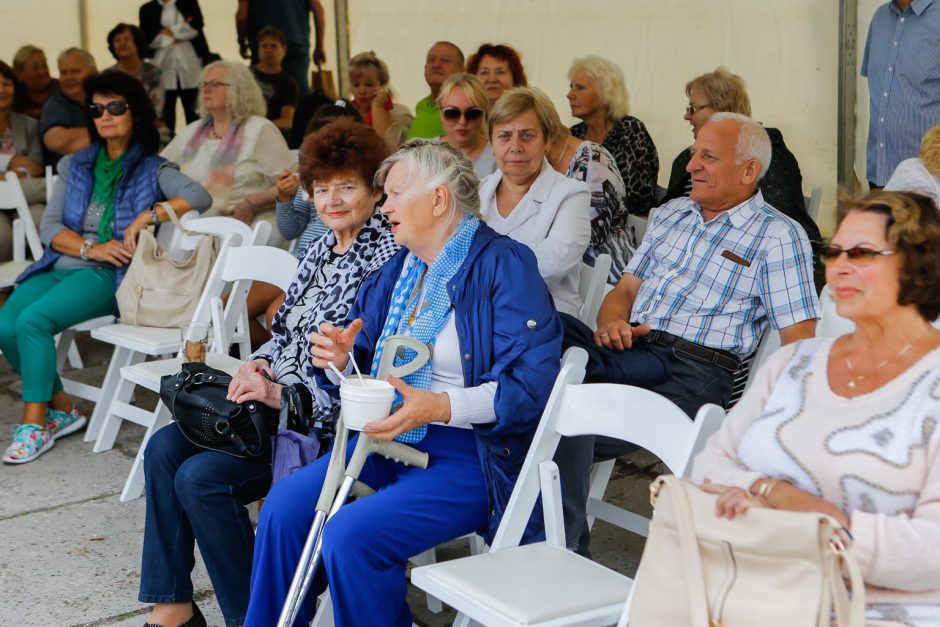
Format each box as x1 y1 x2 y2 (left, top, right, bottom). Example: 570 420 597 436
412 543 632 626
92 324 193 355
120 353 243 391
0 260 31 288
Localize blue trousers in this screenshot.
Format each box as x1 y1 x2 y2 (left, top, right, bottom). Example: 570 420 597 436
245 425 488 627
139 426 272 627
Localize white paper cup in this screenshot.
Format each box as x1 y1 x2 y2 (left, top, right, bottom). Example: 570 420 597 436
339 378 395 431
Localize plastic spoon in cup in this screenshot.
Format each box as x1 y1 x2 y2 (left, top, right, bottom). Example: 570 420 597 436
327 361 348 383
348 352 365 383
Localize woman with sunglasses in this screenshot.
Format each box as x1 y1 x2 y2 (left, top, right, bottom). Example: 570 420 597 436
347 51 413 150
161 60 293 245
479 86 591 317
434 73 495 180
0 71 211 464
693 191 940 625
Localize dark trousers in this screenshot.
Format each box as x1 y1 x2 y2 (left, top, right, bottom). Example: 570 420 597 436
554 313 734 554
139 426 272 627
163 88 199 132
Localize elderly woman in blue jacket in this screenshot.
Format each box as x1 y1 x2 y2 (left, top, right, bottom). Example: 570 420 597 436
0 71 210 465
245 140 562 627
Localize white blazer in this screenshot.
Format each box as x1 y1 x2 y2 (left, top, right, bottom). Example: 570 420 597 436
479 158 591 317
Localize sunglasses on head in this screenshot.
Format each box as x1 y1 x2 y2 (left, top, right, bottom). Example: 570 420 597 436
88 100 130 118
819 245 896 266
442 107 485 122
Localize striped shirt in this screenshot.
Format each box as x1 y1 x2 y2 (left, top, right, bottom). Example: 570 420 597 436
861 0 940 185
625 193 818 357
276 187 329 260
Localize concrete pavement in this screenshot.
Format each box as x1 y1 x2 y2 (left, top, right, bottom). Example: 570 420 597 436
0 332 656 626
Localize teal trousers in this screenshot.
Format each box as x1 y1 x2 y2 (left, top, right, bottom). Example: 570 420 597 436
0 267 115 402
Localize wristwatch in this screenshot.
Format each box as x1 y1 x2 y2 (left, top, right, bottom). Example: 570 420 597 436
79 238 94 261
149 204 160 225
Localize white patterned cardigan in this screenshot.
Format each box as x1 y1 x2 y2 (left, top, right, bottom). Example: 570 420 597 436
692 337 940 625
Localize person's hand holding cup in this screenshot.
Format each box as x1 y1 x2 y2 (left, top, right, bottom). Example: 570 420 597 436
181 322 209 363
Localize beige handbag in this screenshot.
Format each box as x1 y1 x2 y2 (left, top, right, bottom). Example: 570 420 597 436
115 209 218 328
629 475 865 627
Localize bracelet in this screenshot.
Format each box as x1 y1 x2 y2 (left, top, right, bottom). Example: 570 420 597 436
79 238 94 261
750 478 786 501
149 205 160 225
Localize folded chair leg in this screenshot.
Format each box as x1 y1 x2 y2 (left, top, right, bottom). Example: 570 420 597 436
84 346 138 444
120 402 172 502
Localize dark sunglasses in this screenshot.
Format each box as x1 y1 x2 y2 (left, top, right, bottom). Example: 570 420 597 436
442 107 485 122
819 245 896 266
88 100 130 118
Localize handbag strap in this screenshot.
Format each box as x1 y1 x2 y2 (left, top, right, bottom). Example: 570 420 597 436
826 524 866 627
654 476 712 626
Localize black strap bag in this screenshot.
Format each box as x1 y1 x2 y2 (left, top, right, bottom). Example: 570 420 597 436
160 362 279 459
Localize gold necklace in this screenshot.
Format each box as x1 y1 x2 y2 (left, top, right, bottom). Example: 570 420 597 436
844 329 927 390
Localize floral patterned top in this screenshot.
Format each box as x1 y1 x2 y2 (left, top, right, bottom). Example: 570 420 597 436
571 115 659 217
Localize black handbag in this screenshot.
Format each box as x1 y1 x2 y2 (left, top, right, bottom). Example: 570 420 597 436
160 362 279 459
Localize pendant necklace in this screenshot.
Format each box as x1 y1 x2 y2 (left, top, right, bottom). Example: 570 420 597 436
844 329 928 390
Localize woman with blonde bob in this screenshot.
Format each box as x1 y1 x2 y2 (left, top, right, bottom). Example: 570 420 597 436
245 140 562 626
346 51 413 149
434 73 495 179
662 67 821 260
566 55 658 216
479 86 591 316
161 60 293 243
693 190 940 625
885 121 940 209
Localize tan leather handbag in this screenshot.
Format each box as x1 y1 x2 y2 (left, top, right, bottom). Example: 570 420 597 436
629 475 865 627
116 209 218 328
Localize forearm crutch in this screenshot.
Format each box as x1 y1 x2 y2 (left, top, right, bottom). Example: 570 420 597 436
276 336 432 627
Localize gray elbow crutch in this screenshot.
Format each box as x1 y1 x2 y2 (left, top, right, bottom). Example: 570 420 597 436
276 336 433 627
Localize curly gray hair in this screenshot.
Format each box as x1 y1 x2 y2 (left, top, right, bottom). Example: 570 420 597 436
196 60 266 121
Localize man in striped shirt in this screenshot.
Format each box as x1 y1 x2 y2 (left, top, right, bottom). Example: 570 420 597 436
557 112 819 555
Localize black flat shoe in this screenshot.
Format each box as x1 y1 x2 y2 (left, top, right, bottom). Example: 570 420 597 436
143 601 207 627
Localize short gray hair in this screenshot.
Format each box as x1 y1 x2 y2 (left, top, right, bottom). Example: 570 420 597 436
567 55 629 120
58 47 97 73
375 139 480 220
705 112 772 179
196 60 266 121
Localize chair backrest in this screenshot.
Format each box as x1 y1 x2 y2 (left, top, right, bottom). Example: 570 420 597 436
626 214 648 246
578 253 612 328
488 346 725 551
0 172 43 260
817 284 854 338
741 327 781 395
655 184 667 204
804 186 823 222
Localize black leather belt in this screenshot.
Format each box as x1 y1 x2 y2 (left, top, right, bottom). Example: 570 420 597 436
641 330 741 373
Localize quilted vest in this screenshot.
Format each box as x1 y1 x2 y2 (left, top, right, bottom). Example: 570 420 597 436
17 142 165 289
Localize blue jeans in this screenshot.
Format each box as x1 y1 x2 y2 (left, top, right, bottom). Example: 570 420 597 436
245 425 488 627
555 313 734 554
139 425 272 627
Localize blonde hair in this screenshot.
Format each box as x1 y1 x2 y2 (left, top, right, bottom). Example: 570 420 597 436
567 55 630 120
436 73 489 142
685 67 752 116
919 121 940 175
13 45 43 73
488 86 566 145
196 60 266 121
348 51 391 87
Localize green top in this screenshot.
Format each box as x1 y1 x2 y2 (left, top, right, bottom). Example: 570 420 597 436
405 96 443 140
91 147 125 243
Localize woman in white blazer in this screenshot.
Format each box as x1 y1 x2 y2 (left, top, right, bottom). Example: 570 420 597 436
478 87 590 316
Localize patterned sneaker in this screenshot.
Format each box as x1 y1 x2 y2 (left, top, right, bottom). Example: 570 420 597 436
3 424 55 464
45 407 87 440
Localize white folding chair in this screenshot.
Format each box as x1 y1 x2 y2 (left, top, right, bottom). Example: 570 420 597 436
577 253 612 329
804 186 823 222
0 172 44 289
84 217 266 450
111 244 298 502
411 349 726 627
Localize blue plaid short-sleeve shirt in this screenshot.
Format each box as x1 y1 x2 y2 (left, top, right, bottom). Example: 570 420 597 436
626 192 819 357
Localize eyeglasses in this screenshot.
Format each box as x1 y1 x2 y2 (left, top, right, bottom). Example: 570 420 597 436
201 80 231 91
685 103 712 115
819 245 897 266
88 100 130 118
442 107 485 122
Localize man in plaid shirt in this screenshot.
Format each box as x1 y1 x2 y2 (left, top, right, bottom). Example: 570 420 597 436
558 112 819 554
